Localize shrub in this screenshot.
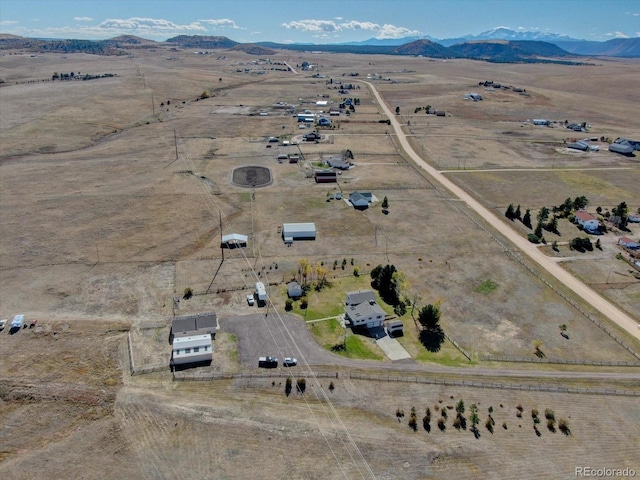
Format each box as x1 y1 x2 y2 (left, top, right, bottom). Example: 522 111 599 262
527 233 541 244
485 418 494 433
300 297 308 309
502 422 508 430
285 299 293 311
285 377 292 396
547 418 556 432
558 418 571 435
183 287 193 299
296 378 306 394
437 418 446 432
544 409 555 421
329 381 335 392
408 416 418 432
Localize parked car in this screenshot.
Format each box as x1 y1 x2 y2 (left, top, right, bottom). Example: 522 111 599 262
0 319 7 331
283 357 298 367
246 294 255 306
258 356 278 368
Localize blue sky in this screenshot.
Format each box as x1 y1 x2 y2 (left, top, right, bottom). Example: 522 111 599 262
1 0 638 42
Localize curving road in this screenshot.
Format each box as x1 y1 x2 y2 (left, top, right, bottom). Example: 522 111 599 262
360 80 640 342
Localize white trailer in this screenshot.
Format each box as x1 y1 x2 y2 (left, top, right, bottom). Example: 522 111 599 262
255 282 268 304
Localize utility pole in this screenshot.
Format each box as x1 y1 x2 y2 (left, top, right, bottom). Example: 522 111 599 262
174 128 178 160
220 210 224 262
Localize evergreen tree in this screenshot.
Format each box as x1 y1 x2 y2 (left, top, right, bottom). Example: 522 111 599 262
523 209 532 228
515 204 521 219
505 203 515 220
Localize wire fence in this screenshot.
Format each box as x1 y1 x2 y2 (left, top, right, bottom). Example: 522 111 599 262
138 366 640 398
482 355 639 367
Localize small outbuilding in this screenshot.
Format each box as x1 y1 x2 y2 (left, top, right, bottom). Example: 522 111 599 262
567 140 589 151
314 169 337 183
386 320 404 337
221 233 248 248
287 281 303 298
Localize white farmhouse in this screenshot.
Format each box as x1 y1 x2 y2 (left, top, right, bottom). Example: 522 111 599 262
574 211 600 232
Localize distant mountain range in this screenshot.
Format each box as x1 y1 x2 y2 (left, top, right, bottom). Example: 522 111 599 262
0 27 638 61
341 27 640 57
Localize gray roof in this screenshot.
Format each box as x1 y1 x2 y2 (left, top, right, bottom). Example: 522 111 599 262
172 312 217 338
346 290 376 306
567 140 589 151
349 192 370 207
287 281 303 297
609 142 635 154
346 301 386 321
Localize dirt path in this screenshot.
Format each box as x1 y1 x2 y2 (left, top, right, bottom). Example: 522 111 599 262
361 80 640 343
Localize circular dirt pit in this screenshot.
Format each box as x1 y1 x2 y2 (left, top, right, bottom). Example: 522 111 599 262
232 166 273 188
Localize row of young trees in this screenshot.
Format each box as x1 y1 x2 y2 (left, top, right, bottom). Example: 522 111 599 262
400 401 570 437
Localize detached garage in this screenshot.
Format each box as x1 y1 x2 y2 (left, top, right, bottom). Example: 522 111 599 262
282 223 316 243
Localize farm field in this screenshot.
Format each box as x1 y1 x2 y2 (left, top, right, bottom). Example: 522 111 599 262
1 44 639 478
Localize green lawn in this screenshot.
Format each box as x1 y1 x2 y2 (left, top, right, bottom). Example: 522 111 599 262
288 275 470 365
475 279 499 295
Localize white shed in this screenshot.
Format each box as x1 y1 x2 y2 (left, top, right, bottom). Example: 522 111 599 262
282 223 316 241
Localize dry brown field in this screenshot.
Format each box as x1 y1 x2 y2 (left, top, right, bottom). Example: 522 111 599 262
1 47 639 478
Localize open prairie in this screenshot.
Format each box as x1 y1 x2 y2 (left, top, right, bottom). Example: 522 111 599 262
1 46 639 478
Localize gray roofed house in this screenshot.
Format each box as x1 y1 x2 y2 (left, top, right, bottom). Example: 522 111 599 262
327 156 351 170
171 312 217 341
345 290 376 306
349 191 372 209
345 300 386 328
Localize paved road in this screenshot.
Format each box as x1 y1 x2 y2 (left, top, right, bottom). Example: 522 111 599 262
360 80 640 343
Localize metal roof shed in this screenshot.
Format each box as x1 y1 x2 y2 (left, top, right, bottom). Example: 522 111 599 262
221 233 248 248
282 223 316 240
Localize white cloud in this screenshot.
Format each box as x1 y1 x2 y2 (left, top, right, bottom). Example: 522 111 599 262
340 20 380 32
199 18 243 29
605 31 630 38
282 19 340 33
376 24 420 39
97 17 206 33
74 17 93 22
282 18 420 39
0 20 19 26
